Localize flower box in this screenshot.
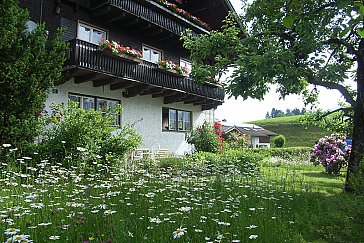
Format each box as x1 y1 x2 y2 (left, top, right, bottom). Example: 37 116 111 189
99 48 142 63
157 65 187 77
99 48 115 57
119 53 142 63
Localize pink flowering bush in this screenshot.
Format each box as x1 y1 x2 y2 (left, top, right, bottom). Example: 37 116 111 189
310 134 351 174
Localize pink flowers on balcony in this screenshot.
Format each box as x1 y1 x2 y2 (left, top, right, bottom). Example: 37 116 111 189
154 0 211 30
98 38 142 59
157 60 189 76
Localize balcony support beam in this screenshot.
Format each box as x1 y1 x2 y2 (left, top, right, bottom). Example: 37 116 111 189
164 93 188 104
140 87 163 96
202 101 222 111
93 78 118 87
152 89 176 98
123 84 150 98
74 73 101 84
110 80 134 90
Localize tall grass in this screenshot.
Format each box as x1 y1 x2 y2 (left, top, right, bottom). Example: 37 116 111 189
1 149 363 242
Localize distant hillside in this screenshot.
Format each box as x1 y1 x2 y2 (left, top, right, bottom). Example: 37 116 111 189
250 115 329 147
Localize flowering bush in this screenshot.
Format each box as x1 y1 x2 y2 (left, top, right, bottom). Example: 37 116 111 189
154 0 210 30
98 38 142 59
186 121 220 153
157 60 188 76
310 134 351 174
213 120 224 152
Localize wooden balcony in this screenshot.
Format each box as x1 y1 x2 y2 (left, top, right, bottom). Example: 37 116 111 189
90 0 209 39
63 39 224 110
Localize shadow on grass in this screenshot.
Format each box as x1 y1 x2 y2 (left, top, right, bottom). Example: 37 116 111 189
302 171 345 179
288 188 364 243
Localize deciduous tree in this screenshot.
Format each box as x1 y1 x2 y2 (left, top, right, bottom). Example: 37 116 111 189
182 0 364 191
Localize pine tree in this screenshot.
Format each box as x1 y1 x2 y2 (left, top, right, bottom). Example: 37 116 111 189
0 0 67 149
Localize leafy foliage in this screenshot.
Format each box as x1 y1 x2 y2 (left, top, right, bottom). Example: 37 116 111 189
300 108 353 135
0 0 67 150
186 121 220 153
181 0 364 186
273 135 286 148
310 134 351 174
35 102 142 167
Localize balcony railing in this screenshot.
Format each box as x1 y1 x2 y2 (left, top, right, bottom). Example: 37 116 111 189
64 39 224 103
91 0 209 37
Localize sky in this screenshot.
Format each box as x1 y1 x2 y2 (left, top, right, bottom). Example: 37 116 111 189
214 0 346 124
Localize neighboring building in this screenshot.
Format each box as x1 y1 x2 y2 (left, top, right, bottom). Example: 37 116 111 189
222 124 277 148
20 0 234 155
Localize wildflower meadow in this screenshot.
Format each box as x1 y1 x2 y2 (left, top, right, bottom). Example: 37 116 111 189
1 144 364 243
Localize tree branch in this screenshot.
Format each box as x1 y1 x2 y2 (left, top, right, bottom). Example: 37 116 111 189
327 38 360 57
307 74 355 106
320 107 353 119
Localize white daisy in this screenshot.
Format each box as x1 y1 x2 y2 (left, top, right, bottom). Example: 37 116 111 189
173 226 187 239
4 228 20 235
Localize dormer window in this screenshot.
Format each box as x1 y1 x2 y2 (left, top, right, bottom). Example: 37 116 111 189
142 45 162 63
77 22 107 45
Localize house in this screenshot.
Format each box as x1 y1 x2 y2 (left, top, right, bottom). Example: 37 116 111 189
19 0 235 155
222 124 277 148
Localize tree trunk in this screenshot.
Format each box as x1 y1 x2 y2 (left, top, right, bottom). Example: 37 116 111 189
345 38 364 192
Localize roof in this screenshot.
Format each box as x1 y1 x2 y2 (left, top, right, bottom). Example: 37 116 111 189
222 125 277 137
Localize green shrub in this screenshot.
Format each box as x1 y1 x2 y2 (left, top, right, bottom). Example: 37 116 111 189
36 102 142 167
274 135 286 147
0 0 67 150
242 147 311 162
186 121 219 153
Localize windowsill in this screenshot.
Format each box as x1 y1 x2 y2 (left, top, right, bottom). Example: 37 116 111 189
162 129 188 133
142 59 158 64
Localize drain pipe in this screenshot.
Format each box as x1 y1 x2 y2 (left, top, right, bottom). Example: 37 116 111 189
39 0 44 23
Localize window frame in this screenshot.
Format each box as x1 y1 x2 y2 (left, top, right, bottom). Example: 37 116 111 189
180 58 192 74
68 93 121 126
77 21 108 45
142 44 163 63
162 107 192 132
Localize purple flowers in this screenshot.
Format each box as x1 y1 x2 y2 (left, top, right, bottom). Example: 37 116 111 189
310 134 351 174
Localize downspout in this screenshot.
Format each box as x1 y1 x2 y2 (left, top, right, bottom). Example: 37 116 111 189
39 0 44 23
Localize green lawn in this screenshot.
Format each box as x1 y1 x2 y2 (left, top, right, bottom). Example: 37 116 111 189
251 115 330 147
0 154 363 242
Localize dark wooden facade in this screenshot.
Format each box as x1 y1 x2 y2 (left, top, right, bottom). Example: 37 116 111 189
20 0 232 109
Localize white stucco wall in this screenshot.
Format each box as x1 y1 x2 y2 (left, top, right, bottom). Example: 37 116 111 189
250 136 270 148
45 79 215 155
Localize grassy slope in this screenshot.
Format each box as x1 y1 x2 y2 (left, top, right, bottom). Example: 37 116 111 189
250 115 329 147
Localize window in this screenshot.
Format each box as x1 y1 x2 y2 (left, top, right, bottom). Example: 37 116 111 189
77 22 106 45
69 94 120 126
162 108 192 131
142 45 162 63
180 59 192 74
